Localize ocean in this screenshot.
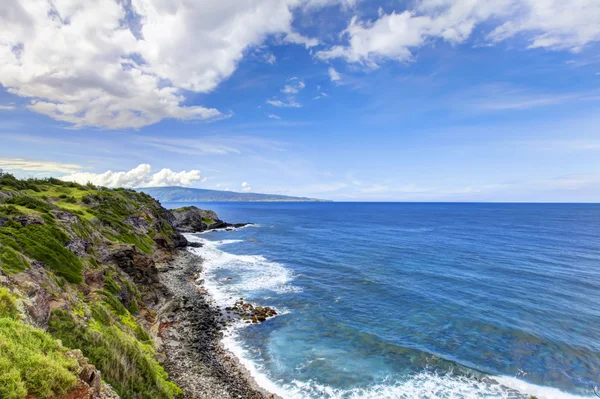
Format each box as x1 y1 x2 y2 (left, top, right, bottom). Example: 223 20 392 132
164 202 600 399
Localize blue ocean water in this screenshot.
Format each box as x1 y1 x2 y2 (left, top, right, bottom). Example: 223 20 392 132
165 202 600 399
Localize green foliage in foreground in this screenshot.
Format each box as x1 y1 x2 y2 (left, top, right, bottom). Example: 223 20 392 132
0 174 183 398
50 307 182 399
0 221 83 283
0 288 79 399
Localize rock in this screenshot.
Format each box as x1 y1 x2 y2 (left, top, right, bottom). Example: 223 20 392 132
228 299 277 324
14 215 44 226
124 215 151 233
187 241 203 248
66 238 92 258
64 350 119 399
169 206 251 233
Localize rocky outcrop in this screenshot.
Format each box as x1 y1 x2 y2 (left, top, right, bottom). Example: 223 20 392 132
63 350 119 399
169 206 249 233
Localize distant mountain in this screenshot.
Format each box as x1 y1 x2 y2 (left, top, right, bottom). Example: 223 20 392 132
138 186 329 202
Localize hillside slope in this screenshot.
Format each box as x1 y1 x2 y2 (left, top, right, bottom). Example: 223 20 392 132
0 173 189 399
138 186 329 202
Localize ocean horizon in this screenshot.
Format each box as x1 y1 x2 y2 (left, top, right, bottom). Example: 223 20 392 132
163 202 600 399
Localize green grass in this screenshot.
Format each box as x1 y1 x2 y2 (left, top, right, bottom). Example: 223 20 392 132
0 288 79 399
202 217 214 225
0 174 184 398
0 243 29 275
0 222 83 283
50 309 182 399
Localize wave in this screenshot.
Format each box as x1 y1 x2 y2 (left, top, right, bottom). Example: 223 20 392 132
183 234 593 399
185 233 300 307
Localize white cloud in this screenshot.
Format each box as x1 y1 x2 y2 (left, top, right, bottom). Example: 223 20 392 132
0 158 83 173
268 78 305 107
0 105 15 111
268 113 282 119
0 0 322 129
281 80 306 94
60 164 202 188
266 98 302 108
241 181 252 192
317 0 600 65
328 67 341 82
264 53 277 64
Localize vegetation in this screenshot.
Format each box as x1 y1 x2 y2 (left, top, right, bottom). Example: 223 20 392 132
0 288 79 399
0 173 183 398
0 222 83 283
49 308 181 399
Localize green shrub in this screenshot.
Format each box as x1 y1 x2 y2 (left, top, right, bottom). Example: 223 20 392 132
0 205 22 218
0 288 18 319
0 318 78 399
0 223 82 283
49 310 181 399
0 244 29 275
4 195 51 213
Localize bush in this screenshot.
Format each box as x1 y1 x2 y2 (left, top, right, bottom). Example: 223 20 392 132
49 310 181 399
0 223 82 283
0 244 29 275
4 195 51 213
0 310 78 399
0 288 18 319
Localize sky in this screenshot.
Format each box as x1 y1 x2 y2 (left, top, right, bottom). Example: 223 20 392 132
1 0 600 202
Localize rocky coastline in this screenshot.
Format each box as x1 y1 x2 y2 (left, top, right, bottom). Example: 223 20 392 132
155 207 280 399
0 173 276 399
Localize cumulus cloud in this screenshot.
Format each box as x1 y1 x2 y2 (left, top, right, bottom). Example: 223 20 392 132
328 67 341 82
0 105 15 111
241 182 252 192
0 0 323 129
60 164 202 188
0 158 83 174
316 0 600 65
268 113 282 119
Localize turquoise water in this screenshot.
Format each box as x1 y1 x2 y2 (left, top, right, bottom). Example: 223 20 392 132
165 202 600 399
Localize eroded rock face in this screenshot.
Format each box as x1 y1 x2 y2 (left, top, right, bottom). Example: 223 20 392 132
170 207 219 233
103 244 166 304
169 206 249 233
63 350 120 399
67 238 92 258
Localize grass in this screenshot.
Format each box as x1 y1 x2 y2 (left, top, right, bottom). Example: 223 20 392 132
1 174 183 398
0 222 83 283
50 308 182 399
0 288 79 399
0 243 29 275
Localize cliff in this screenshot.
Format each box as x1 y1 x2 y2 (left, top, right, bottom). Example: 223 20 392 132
0 173 258 399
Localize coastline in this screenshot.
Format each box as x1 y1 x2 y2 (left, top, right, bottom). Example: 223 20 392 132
156 248 279 399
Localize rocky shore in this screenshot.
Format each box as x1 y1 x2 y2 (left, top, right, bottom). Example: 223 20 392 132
155 248 279 399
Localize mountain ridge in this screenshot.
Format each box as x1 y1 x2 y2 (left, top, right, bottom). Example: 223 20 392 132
138 186 330 203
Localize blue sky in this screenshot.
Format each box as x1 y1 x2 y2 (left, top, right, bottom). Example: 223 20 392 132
1 0 600 201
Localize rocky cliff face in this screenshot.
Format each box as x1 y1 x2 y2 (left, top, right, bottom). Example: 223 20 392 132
0 173 192 399
169 206 249 233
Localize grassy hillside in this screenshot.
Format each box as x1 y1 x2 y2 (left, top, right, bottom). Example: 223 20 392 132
0 173 183 399
138 186 329 202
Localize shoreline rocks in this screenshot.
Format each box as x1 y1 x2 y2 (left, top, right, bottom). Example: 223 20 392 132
156 250 278 399
226 300 278 324
169 206 251 233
